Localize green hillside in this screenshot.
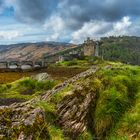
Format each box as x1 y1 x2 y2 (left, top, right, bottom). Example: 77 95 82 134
100 36 140 65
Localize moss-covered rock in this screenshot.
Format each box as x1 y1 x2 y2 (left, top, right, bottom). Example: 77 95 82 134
0 100 50 139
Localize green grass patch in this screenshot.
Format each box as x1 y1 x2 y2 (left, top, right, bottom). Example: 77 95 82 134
92 65 140 139
0 78 57 105
77 131 93 140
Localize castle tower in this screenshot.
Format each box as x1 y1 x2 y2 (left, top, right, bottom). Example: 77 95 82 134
83 37 96 56
95 41 99 57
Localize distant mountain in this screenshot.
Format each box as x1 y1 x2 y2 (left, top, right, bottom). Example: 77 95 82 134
0 42 76 61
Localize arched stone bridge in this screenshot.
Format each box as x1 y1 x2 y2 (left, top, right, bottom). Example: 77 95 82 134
0 60 48 70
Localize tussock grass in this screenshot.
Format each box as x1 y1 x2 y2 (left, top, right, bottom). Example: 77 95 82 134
93 65 140 139
77 131 93 140
56 57 104 68
0 78 56 105
35 101 66 140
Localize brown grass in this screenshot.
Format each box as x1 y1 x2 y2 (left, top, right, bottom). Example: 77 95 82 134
0 67 86 84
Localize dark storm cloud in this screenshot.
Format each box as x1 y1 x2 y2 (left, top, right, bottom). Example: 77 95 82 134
58 0 140 30
0 0 2 6
10 0 140 30
14 0 58 23
0 0 5 14
0 0 4 7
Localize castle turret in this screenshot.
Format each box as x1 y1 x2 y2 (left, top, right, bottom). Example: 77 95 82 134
83 37 96 56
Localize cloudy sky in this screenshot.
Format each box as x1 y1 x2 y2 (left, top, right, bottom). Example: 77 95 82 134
0 0 140 44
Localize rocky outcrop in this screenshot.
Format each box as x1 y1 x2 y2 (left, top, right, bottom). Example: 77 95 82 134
0 98 26 106
31 72 50 81
0 100 49 140
42 66 99 100
57 79 101 138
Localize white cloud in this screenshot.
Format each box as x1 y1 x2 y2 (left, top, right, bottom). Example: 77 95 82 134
44 16 65 32
0 30 23 40
70 20 112 43
70 16 133 44
46 33 60 41
44 15 67 41
107 16 132 36
114 16 131 31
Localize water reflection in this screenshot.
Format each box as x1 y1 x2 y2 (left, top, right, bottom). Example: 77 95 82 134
21 65 32 70
9 65 18 69
34 65 41 68
9 64 41 70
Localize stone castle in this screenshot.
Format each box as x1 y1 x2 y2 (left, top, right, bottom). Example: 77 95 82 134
83 37 99 57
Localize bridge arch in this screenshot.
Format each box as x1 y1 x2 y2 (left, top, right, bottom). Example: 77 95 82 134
8 61 20 69
34 61 43 68
20 61 34 69
0 60 48 70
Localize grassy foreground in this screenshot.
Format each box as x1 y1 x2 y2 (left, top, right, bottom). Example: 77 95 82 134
42 62 140 140
0 59 140 139
0 78 57 106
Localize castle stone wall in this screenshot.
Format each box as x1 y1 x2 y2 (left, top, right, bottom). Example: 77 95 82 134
83 37 99 57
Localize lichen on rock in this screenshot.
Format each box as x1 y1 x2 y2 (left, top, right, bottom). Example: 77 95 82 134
0 100 49 139
31 73 51 82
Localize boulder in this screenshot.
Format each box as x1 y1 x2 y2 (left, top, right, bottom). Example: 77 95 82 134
31 73 50 81
0 100 49 139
